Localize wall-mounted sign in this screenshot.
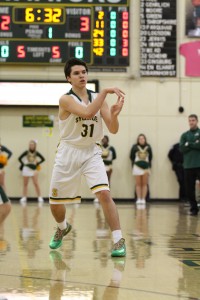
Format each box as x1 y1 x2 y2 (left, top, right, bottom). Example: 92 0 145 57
140 0 177 77
180 41 200 77
23 115 54 127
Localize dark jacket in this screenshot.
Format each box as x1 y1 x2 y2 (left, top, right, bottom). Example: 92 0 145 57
168 143 183 171
180 128 200 169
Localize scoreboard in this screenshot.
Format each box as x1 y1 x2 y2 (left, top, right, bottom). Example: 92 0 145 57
0 0 129 68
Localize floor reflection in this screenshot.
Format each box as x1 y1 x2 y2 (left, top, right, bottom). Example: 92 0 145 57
0 210 11 260
129 204 152 268
19 204 43 258
49 251 70 300
102 257 126 300
93 203 112 267
168 203 200 299
0 202 200 299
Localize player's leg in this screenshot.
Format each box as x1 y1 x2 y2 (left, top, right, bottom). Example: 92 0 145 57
96 191 126 257
49 203 72 250
50 204 66 223
83 145 126 257
49 144 81 249
93 168 112 204
96 190 120 231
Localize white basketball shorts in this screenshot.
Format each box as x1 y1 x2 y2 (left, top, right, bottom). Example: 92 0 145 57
49 142 109 204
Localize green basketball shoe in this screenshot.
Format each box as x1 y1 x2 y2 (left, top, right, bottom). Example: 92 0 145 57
49 223 72 249
111 238 126 257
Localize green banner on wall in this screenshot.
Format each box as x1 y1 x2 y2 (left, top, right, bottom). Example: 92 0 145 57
23 115 54 127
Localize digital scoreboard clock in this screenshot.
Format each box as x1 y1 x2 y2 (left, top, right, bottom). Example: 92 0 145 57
0 0 129 68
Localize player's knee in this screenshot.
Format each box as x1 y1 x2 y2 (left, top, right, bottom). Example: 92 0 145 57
96 190 111 202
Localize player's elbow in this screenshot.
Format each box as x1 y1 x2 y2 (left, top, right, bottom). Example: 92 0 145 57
107 121 119 134
109 127 118 134
112 130 118 134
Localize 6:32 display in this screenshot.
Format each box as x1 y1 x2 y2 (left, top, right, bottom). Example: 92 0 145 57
14 7 65 24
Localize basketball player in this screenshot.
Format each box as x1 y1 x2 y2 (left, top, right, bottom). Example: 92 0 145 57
49 58 126 257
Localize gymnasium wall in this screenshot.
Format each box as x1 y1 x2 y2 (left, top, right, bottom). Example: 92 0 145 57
0 0 199 200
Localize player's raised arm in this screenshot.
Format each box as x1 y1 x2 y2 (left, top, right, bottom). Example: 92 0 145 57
59 87 125 119
101 94 125 134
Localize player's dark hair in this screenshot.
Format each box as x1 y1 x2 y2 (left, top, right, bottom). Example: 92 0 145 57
64 58 88 80
189 114 198 121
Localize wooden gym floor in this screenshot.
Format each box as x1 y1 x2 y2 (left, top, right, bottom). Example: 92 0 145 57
0 200 200 300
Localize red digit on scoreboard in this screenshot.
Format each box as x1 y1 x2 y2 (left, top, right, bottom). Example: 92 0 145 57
17 45 26 58
0 15 10 31
52 46 60 58
122 30 128 38
122 11 129 20
80 16 90 32
122 48 128 56
122 39 128 47
121 11 129 58
122 21 129 29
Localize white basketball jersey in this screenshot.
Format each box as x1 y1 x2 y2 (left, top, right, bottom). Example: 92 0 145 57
59 89 104 147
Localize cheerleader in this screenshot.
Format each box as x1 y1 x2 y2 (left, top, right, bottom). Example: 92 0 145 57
101 135 117 185
18 140 45 205
94 135 117 204
130 134 153 205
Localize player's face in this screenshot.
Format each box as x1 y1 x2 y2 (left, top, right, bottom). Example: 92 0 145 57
189 117 198 130
67 65 88 87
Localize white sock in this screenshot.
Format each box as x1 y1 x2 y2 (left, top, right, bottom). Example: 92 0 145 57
112 230 122 244
58 219 67 230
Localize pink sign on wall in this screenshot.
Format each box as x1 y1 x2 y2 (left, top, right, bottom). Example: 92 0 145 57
180 41 200 76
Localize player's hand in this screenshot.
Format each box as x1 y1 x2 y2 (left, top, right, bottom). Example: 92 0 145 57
105 87 125 97
110 96 125 116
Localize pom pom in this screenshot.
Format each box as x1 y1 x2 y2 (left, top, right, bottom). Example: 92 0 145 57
0 154 7 166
